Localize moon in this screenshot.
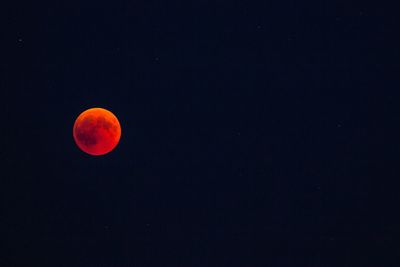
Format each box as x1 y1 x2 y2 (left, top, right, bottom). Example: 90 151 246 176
73 107 121 156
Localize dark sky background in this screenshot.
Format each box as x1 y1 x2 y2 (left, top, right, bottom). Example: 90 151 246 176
2 1 396 266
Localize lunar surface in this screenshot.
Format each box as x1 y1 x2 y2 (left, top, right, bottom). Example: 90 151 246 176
73 107 121 156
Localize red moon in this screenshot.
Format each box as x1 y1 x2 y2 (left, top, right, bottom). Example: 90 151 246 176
73 108 121 156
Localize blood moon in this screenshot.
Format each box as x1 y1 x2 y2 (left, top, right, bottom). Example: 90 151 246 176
73 107 121 156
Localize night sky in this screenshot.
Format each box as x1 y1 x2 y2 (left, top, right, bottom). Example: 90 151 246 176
2 1 395 266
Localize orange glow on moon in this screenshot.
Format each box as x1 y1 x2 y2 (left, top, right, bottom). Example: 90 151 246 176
73 107 121 156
